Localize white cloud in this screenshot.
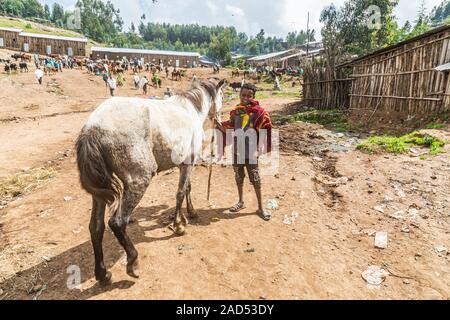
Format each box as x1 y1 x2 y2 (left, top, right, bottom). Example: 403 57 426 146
206 0 219 16
225 4 245 17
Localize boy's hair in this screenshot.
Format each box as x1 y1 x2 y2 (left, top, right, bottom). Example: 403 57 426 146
241 83 257 97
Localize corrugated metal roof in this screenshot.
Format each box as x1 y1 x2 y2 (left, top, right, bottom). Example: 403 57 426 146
91 46 200 57
19 32 88 42
0 27 22 33
277 51 306 61
247 49 296 61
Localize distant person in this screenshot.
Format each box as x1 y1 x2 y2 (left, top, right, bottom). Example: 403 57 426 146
33 53 39 68
35 67 44 85
102 71 109 87
45 59 52 75
117 72 125 87
107 75 117 96
141 76 149 95
165 66 169 78
133 73 140 89
152 73 161 88
274 76 281 91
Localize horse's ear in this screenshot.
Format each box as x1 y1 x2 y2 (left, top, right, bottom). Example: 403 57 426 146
217 79 228 90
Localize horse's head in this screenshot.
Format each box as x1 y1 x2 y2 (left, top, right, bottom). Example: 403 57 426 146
203 78 227 123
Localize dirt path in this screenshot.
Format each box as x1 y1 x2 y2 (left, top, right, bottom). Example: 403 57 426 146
0 56 449 300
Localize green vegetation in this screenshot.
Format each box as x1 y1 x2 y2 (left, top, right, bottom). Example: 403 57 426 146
357 132 446 155
426 123 445 129
319 0 450 58
271 91 301 99
275 109 349 131
0 16 83 37
255 92 270 100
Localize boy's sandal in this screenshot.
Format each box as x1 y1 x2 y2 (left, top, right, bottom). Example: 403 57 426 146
257 209 272 221
229 202 246 213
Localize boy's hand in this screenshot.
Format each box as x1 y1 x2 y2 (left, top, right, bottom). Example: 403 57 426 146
215 119 226 133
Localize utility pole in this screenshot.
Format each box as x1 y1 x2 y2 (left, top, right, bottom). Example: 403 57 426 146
306 11 310 56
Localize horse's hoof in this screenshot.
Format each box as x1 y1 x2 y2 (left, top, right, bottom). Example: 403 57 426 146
173 224 186 236
98 271 112 287
126 259 140 279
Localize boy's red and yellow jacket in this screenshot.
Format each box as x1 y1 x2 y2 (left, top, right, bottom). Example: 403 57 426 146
220 99 273 155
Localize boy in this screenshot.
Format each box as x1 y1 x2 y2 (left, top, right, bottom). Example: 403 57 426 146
217 83 273 221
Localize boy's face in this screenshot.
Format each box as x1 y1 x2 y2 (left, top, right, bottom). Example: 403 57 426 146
240 88 255 106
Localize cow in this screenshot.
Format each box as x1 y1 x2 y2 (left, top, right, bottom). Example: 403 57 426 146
21 54 32 62
19 62 29 72
229 82 242 91
11 54 21 61
4 63 17 74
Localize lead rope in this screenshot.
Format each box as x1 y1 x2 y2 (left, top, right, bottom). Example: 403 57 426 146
207 99 220 202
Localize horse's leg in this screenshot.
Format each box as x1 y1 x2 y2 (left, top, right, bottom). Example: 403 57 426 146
173 164 193 235
108 171 151 279
185 180 197 219
89 196 111 285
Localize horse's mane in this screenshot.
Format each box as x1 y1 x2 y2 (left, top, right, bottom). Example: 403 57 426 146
179 81 217 112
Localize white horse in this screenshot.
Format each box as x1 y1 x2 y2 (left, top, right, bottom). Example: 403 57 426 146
76 79 227 285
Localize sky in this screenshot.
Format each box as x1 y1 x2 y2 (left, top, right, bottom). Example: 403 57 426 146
41 0 444 38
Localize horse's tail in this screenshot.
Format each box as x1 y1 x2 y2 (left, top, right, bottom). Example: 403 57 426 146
76 127 123 208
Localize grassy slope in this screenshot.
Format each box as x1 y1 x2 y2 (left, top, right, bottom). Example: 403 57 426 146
0 16 99 53
0 16 82 37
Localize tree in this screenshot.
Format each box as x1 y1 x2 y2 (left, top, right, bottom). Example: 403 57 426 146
51 3 65 26
430 0 450 26
208 29 233 64
75 0 124 43
21 0 44 18
410 1 431 38
320 4 345 72
44 4 51 20
320 0 399 56
392 20 412 42
1 0 25 17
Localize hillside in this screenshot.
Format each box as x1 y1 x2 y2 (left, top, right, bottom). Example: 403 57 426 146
0 16 99 52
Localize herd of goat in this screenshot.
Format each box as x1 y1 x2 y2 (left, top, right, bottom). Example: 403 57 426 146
1 53 32 73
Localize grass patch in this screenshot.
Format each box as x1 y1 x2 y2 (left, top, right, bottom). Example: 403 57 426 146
0 168 56 201
275 109 349 131
0 16 82 38
256 92 270 100
426 123 445 129
271 91 301 99
357 132 446 155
